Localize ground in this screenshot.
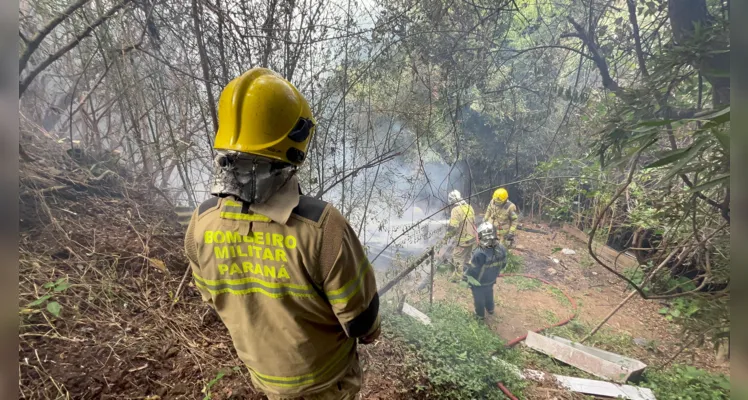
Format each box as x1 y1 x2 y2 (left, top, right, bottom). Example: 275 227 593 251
412 224 728 376
19 135 726 399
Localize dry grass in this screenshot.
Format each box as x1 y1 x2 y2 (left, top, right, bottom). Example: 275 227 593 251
17 131 430 399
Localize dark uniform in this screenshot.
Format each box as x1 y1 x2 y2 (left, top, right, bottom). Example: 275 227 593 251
464 244 507 318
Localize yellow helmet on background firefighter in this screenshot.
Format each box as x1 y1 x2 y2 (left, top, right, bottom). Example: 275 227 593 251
493 187 509 202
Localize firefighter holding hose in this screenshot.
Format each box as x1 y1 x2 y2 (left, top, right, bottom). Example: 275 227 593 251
445 190 476 280
484 187 518 247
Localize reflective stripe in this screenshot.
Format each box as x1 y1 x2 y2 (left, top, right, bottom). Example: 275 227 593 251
196 274 314 290
224 200 243 207
193 273 317 298
251 338 355 387
325 257 372 304
220 211 272 222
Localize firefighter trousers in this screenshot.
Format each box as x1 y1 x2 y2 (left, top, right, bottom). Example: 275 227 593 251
470 285 495 319
261 357 362 400
451 244 472 275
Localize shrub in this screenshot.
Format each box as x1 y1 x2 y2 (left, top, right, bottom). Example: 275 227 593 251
640 365 730 400
384 302 525 399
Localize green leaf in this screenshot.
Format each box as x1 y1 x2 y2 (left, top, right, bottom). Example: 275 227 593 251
661 137 710 181
27 294 52 307
551 247 561 253
658 307 669 314
637 118 675 127
43 282 56 289
717 380 731 390
53 282 71 292
711 130 729 152
466 276 481 286
46 301 61 317
687 173 729 193
644 147 690 169
696 106 730 125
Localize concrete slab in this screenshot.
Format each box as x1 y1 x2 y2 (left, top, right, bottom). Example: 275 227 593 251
525 331 647 383
524 369 656 400
402 302 431 325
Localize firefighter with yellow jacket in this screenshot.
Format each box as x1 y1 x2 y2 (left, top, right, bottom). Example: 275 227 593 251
445 190 476 279
484 187 518 246
184 68 380 400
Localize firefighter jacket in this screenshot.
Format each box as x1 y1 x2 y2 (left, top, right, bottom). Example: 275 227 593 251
464 244 507 286
484 199 518 234
184 176 381 397
447 201 476 246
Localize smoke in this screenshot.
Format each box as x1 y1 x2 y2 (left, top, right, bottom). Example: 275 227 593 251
357 156 468 270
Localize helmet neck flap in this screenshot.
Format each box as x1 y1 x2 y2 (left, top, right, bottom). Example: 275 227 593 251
210 151 297 205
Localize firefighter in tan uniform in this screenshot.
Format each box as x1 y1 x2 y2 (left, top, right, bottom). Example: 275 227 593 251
484 187 518 246
185 68 380 400
445 190 476 280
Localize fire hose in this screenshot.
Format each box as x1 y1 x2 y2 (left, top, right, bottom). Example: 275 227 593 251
494 273 579 398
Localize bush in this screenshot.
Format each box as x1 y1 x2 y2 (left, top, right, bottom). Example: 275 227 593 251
384 302 525 399
503 250 523 273
640 365 730 400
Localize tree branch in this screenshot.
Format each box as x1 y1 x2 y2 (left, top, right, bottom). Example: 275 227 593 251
627 0 649 77
567 17 621 94
19 0 131 97
191 0 219 135
19 0 93 73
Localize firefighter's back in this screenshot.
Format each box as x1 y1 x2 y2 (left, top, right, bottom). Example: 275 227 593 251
187 195 373 397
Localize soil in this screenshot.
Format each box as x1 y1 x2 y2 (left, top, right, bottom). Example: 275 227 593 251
419 222 728 377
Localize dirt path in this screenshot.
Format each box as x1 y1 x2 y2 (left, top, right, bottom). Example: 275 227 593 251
418 222 727 375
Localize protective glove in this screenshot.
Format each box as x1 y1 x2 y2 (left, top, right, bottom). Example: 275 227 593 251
358 324 380 345
505 232 515 241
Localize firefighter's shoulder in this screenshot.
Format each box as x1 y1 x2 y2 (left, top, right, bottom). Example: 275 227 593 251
196 196 221 218
291 195 331 225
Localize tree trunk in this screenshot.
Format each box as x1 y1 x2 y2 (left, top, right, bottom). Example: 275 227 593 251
668 0 730 106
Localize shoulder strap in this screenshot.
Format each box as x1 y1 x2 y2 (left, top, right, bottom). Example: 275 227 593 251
292 195 328 223
198 197 220 216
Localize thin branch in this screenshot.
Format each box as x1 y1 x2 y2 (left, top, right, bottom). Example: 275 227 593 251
19 0 93 73
19 0 132 97
567 17 622 94
627 0 649 77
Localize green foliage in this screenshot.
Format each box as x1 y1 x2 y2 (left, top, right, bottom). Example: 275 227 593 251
384 302 525 399
503 250 523 274
502 276 540 291
640 365 730 400
25 277 70 318
202 369 227 400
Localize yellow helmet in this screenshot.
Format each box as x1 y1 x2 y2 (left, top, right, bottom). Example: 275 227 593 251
214 68 315 165
493 188 509 202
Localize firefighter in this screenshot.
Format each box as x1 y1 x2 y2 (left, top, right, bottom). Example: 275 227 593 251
484 187 518 246
445 190 476 280
184 68 380 400
463 222 507 320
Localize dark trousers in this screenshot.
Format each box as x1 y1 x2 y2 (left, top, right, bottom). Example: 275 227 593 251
470 285 495 318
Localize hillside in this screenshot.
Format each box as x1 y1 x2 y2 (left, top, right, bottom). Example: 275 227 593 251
18 134 427 399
